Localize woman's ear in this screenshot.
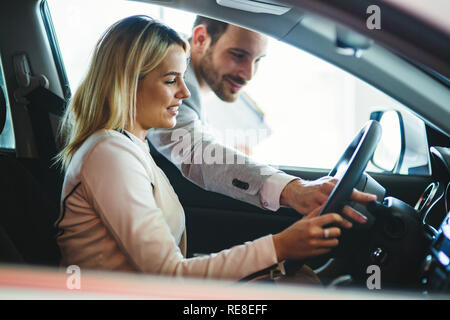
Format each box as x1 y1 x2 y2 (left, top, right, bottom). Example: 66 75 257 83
191 25 211 55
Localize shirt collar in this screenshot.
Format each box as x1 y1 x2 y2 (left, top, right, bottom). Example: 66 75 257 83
123 130 150 154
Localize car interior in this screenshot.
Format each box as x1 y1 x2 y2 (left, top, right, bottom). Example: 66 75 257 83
0 0 449 297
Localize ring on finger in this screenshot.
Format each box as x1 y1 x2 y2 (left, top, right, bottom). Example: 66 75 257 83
323 228 330 239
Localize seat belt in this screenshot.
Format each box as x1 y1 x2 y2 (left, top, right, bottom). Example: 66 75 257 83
24 86 65 208
25 86 65 166
13 53 66 208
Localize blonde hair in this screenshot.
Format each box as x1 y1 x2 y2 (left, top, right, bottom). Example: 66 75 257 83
56 15 188 169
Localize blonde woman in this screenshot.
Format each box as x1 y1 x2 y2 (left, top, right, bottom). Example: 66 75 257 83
55 16 362 280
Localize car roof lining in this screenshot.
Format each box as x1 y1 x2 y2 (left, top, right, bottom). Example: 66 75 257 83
139 0 305 40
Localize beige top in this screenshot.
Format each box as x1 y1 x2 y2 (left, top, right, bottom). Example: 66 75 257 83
56 129 278 280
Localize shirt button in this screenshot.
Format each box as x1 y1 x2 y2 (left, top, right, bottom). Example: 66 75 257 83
263 202 269 207
232 178 249 190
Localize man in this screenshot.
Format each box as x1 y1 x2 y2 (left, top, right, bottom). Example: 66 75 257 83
148 16 374 222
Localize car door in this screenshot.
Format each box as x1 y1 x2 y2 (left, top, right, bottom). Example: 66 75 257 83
151 136 434 259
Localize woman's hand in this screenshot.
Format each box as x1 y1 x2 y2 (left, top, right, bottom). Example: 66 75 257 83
272 205 351 262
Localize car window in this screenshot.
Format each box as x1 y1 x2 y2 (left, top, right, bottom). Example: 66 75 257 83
45 0 430 176
239 39 430 175
0 54 16 151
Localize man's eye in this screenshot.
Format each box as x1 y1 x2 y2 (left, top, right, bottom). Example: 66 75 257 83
165 79 176 84
231 52 244 59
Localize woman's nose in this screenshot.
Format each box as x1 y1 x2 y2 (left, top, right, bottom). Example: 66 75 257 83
177 79 191 99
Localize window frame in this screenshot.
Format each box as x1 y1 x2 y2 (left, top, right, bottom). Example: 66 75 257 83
0 54 16 154
39 0 71 103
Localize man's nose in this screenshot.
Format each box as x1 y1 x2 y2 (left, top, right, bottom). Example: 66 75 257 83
238 60 256 82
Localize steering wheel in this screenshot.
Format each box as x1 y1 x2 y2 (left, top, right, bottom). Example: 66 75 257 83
319 120 382 217
303 121 383 282
312 121 435 289
284 121 382 276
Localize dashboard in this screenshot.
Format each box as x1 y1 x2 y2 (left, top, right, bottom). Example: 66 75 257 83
417 147 450 234
417 146 450 293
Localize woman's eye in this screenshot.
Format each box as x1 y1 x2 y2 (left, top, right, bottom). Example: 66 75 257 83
165 79 176 84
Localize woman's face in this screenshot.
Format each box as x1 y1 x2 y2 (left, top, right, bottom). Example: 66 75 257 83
135 45 190 132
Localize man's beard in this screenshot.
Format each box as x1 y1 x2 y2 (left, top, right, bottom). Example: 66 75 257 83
198 48 245 102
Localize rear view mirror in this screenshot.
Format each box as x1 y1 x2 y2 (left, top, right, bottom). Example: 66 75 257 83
371 110 402 172
370 109 430 175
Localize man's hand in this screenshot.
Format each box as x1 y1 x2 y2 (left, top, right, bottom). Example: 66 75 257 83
279 176 377 224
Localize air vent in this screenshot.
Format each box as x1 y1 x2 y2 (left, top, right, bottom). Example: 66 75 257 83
216 0 291 15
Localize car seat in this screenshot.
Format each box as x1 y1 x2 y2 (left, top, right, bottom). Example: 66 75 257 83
0 73 62 267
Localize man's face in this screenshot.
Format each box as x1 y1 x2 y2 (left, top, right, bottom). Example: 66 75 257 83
198 25 268 102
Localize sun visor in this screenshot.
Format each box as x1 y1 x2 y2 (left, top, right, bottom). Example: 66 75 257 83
216 0 291 15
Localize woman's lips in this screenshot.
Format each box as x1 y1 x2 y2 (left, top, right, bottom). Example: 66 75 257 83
167 105 180 116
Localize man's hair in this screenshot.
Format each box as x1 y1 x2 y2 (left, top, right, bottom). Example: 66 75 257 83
193 16 229 46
